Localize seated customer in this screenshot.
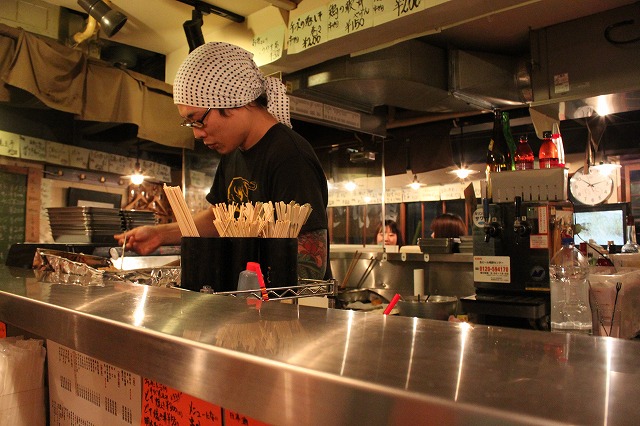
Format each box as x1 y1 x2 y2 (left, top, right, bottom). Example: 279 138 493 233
376 220 404 247
430 213 466 238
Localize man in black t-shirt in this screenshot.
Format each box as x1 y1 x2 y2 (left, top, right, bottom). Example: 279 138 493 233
115 42 329 280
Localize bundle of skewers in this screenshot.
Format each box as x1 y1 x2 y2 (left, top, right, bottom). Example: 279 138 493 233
211 201 312 238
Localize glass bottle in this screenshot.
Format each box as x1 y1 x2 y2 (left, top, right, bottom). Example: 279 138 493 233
539 130 560 168
550 237 592 334
551 122 566 168
621 214 639 253
502 111 516 171
486 110 508 172
514 135 534 170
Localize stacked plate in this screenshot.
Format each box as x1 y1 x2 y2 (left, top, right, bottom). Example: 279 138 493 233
47 207 124 243
120 210 157 230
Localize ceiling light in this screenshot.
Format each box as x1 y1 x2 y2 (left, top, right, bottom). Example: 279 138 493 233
448 168 478 180
407 174 423 190
77 0 128 38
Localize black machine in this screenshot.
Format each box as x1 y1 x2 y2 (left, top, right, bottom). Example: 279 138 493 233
461 169 573 329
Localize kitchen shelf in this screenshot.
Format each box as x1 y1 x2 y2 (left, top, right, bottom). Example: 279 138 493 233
202 278 338 301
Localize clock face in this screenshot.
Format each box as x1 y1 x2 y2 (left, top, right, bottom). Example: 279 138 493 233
569 168 614 205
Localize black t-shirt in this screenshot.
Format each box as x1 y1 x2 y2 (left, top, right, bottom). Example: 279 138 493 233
206 123 328 233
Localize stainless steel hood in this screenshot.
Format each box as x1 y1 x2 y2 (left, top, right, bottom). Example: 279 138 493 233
529 3 640 123
283 39 531 130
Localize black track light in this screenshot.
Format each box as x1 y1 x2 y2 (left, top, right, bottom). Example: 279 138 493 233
183 9 205 52
77 0 128 38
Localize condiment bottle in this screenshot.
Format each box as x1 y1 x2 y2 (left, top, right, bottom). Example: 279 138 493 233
538 130 560 168
514 135 534 170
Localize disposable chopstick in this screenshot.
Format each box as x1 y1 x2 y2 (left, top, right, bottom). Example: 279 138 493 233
163 184 199 237
341 250 361 289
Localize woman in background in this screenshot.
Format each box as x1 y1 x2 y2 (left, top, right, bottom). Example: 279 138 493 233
430 213 466 238
376 220 404 247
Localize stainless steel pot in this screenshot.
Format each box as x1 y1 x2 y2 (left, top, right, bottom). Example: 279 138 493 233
335 289 388 309
396 295 458 320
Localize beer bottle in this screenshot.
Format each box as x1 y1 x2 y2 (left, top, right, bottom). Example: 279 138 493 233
502 111 516 171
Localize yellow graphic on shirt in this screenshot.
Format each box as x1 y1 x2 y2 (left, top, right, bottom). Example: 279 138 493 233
227 177 257 204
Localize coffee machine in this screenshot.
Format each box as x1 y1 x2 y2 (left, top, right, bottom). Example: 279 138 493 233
461 168 573 329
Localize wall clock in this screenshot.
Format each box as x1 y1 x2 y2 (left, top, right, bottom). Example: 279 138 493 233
569 167 614 205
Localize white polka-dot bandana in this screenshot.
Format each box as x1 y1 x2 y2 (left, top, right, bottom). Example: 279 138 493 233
173 42 291 127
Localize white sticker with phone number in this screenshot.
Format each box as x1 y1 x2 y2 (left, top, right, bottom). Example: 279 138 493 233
474 256 511 283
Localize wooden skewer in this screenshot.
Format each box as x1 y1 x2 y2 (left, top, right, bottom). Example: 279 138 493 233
341 250 362 289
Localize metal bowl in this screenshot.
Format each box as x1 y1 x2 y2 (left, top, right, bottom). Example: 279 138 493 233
335 289 388 309
396 295 458 320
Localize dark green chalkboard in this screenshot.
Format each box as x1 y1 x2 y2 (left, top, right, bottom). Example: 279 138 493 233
0 170 27 265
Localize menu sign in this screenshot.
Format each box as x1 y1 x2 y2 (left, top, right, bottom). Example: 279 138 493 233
327 0 374 40
252 26 286 65
47 340 141 426
0 130 20 158
142 378 222 426
69 146 90 169
46 141 70 166
287 6 326 54
20 136 47 161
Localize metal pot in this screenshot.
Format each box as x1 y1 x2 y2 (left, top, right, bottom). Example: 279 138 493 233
335 289 388 309
396 295 458 320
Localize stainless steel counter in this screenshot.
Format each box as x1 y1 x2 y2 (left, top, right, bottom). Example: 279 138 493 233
1 265 639 425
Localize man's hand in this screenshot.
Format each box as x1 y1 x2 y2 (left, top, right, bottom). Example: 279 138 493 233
114 226 165 255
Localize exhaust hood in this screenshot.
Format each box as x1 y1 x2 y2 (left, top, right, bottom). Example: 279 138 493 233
529 3 640 123
283 39 531 130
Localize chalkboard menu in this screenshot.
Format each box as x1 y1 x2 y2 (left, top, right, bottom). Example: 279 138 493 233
0 170 27 265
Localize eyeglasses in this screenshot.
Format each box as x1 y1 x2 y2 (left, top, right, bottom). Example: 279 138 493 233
180 108 212 129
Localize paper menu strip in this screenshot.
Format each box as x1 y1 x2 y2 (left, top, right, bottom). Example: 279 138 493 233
47 340 142 426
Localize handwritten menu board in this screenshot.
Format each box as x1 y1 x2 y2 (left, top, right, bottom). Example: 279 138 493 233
142 378 222 426
252 26 286 65
372 0 432 25
20 135 47 161
46 141 71 166
224 410 270 426
69 146 91 169
328 184 456 206
288 6 326 53
0 130 21 158
47 340 142 426
440 182 464 200
89 150 109 171
108 154 130 175
288 0 439 54
155 163 172 183
0 170 26 265
327 0 374 40
386 188 404 203
141 160 157 179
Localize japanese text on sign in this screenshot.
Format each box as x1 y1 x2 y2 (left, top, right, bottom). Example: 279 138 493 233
473 256 511 283
142 378 222 426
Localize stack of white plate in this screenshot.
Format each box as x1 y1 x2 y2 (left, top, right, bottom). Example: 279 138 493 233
120 209 157 230
47 207 123 243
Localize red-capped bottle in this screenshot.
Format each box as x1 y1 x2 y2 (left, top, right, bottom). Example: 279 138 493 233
539 131 560 168
514 135 534 170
